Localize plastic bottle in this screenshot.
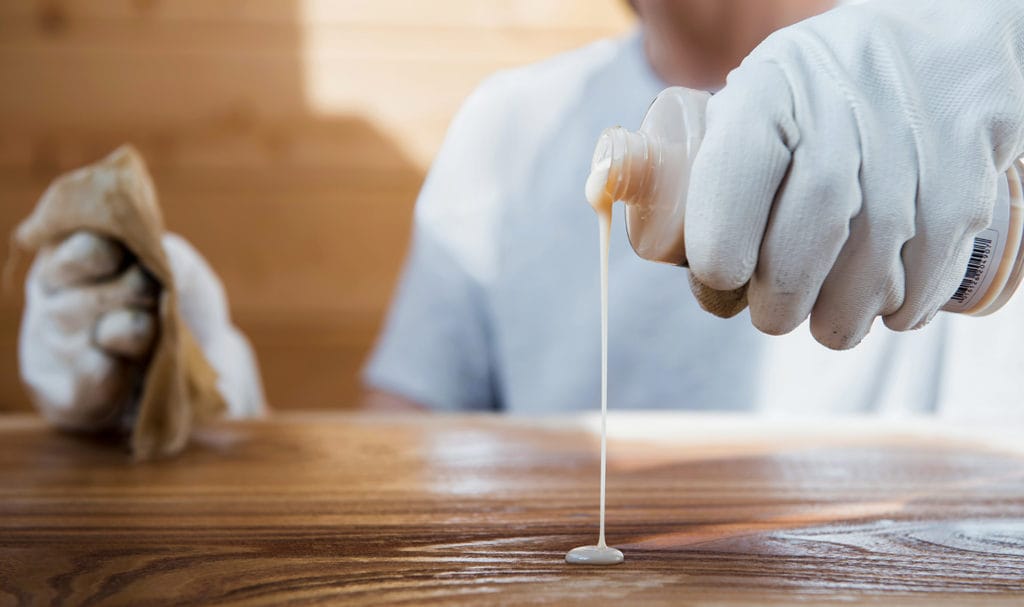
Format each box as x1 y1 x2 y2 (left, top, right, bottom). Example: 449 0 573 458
587 86 1024 317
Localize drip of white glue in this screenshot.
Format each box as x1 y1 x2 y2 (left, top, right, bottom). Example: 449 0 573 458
566 159 624 566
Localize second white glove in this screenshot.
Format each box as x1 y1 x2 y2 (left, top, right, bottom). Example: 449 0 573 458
19 231 266 431
20 232 158 430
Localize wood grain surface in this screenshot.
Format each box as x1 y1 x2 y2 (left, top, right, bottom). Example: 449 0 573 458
1 413 1023 606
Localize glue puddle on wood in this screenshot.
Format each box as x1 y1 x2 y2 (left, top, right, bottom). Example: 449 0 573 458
565 160 624 566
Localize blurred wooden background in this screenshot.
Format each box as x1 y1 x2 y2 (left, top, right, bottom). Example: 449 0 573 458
0 1 633 410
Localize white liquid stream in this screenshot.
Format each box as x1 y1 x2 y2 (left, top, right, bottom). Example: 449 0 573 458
566 161 624 566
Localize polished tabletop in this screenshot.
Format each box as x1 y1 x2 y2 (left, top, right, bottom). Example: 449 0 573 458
1 412 1023 606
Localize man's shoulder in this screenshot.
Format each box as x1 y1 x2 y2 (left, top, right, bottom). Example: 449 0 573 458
467 34 631 117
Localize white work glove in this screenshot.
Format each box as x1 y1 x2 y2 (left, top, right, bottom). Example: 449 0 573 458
19 231 265 431
684 0 1024 349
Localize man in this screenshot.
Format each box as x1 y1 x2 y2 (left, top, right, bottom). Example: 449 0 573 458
363 0 1024 417
19 0 1024 428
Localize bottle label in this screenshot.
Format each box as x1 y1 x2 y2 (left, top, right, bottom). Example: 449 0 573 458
942 176 1012 313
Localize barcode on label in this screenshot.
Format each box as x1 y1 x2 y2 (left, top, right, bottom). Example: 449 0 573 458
949 236 993 304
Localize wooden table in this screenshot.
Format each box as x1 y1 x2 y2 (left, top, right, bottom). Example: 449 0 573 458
2 413 1023 606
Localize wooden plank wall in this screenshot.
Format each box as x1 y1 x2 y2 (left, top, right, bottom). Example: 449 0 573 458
0 1 634 411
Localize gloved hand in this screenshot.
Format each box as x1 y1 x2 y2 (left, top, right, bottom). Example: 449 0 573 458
684 0 1024 349
20 231 265 431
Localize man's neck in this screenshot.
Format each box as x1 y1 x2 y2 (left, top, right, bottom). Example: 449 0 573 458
642 0 835 89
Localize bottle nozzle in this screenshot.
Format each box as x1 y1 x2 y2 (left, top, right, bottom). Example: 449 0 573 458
589 127 657 206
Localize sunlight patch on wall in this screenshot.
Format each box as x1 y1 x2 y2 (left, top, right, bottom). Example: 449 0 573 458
298 0 633 168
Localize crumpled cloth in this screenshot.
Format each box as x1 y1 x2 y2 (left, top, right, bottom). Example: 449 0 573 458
9 144 224 460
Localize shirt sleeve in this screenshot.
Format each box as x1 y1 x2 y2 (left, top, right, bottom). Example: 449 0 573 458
363 75 517 412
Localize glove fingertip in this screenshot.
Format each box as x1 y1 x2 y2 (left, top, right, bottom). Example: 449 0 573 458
94 308 158 359
44 231 125 289
809 315 871 351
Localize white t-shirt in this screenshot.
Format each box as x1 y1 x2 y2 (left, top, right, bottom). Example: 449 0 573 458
365 30 1024 421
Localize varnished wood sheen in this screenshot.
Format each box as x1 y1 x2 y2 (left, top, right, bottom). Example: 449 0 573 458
2 413 1024 605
